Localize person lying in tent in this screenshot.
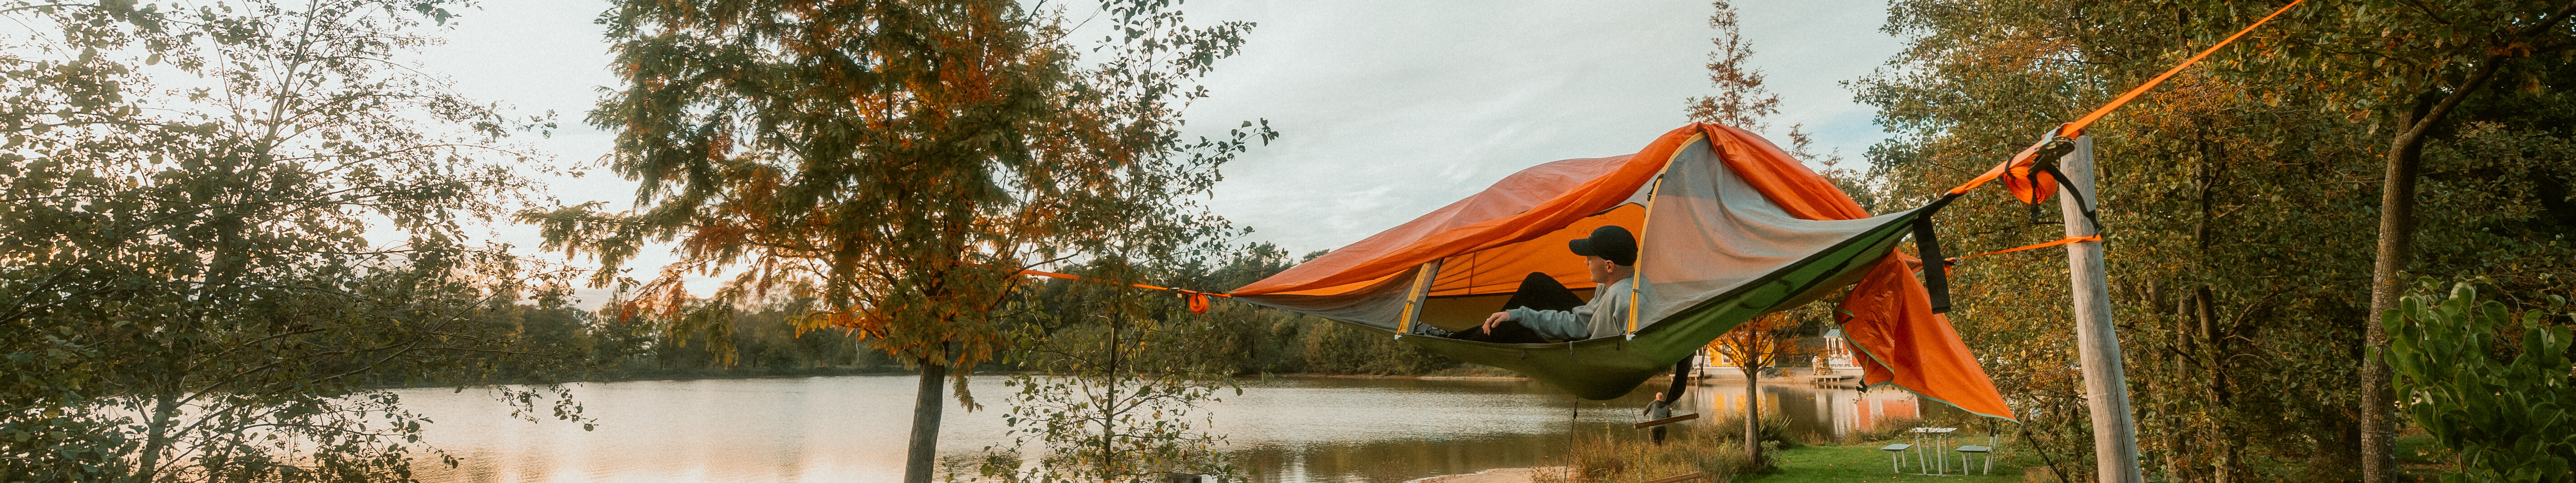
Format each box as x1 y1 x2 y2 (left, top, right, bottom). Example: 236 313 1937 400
1433 225 1635 344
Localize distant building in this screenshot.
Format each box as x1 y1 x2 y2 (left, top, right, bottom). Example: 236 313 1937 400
1817 329 1861 373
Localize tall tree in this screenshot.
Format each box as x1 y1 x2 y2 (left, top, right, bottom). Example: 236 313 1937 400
530 2 1266 482
1684 0 1844 175
1684 3 1840 467
2294 3 2576 480
0 0 589 481
1685 0 1778 130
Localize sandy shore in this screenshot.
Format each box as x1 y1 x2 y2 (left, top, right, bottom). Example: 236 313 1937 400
1405 467 1564 483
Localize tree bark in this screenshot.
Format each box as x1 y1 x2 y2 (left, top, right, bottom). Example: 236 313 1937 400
905 360 948 483
2362 69 2485 483
2193 138 2239 483
1744 364 1762 467
134 393 178 483
2361 95 2428 483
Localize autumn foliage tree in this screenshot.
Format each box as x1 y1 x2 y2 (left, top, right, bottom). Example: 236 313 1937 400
522 1 1267 482
1707 312 1800 468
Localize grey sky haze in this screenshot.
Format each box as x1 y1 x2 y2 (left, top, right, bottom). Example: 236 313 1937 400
409 0 1905 296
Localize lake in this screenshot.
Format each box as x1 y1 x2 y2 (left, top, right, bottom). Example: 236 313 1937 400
402 373 1926 483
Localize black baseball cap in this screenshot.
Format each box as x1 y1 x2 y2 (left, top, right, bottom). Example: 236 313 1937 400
1568 225 1637 266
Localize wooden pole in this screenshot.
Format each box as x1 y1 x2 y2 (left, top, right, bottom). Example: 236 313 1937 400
2058 135 2143 483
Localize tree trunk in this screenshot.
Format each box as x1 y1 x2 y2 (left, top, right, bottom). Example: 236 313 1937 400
905 360 948 483
2363 11 2576 483
134 393 179 483
2193 140 2240 483
2363 95 2437 483
1100 319 1121 482
2349 9 2576 465
1744 365 1761 467
2359 138 2416 483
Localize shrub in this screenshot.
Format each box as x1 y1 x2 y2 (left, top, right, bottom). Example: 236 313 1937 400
2384 282 2576 483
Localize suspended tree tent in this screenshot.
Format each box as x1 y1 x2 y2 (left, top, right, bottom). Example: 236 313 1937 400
1227 124 2012 420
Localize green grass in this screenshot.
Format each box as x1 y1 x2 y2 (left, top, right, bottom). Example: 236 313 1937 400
1736 443 2029 483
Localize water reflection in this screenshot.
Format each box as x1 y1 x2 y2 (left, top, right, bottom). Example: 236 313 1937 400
400 374 1922 483
1685 374 1924 441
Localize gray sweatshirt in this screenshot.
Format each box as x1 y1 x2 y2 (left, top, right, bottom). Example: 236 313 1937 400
1503 278 1632 341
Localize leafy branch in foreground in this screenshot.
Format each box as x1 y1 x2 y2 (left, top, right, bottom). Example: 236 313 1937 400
968 258 1246 483
2384 282 2576 483
0 1 592 481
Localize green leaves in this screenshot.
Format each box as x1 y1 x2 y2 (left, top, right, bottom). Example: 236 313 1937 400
1 0 585 480
2384 282 2576 483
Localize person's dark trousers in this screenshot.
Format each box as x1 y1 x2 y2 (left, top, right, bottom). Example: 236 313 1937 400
1454 272 1586 344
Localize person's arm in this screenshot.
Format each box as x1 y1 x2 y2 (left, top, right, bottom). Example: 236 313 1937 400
1503 305 1596 340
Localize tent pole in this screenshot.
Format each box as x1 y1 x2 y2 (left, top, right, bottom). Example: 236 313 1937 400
2058 135 2143 483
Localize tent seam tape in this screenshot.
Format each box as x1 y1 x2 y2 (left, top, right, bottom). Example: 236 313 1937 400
1628 133 1703 339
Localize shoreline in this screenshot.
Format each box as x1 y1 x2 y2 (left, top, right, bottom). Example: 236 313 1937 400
1273 373 1528 381
383 369 1534 390
1406 466 1562 483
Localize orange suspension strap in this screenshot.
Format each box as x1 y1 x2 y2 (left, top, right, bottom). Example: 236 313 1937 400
1917 0 2301 309
1016 268 1228 314
1945 0 2306 197
2060 0 2306 139
1940 235 2102 275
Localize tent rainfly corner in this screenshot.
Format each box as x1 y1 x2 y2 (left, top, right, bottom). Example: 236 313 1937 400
1230 124 2014 420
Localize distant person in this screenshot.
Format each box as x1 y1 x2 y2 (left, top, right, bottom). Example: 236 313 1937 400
1436 225 1635 344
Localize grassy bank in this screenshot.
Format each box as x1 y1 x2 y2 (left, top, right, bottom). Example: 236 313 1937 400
1544 428 2470 482
1542 415 2040 483
1736 444 2026 483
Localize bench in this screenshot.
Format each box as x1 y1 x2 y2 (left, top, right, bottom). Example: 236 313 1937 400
1956 440 1995 475
1879 443 1913 473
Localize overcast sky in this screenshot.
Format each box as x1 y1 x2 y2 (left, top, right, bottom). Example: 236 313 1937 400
411 0 1906 298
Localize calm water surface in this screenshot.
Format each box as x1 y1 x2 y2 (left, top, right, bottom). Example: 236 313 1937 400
402 374 1924 483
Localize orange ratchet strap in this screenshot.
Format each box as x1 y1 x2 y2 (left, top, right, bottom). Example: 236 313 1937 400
1016 268 1228 313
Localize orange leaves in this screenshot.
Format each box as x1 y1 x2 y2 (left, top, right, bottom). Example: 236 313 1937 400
580 0 1261 377
1709 312 1800 370
791 308 886 340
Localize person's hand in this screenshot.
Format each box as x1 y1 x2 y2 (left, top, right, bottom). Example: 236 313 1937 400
1482 311 1512 334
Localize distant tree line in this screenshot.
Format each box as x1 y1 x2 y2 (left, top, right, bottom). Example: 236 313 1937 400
465 243 1462 382
994 244 1459 377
